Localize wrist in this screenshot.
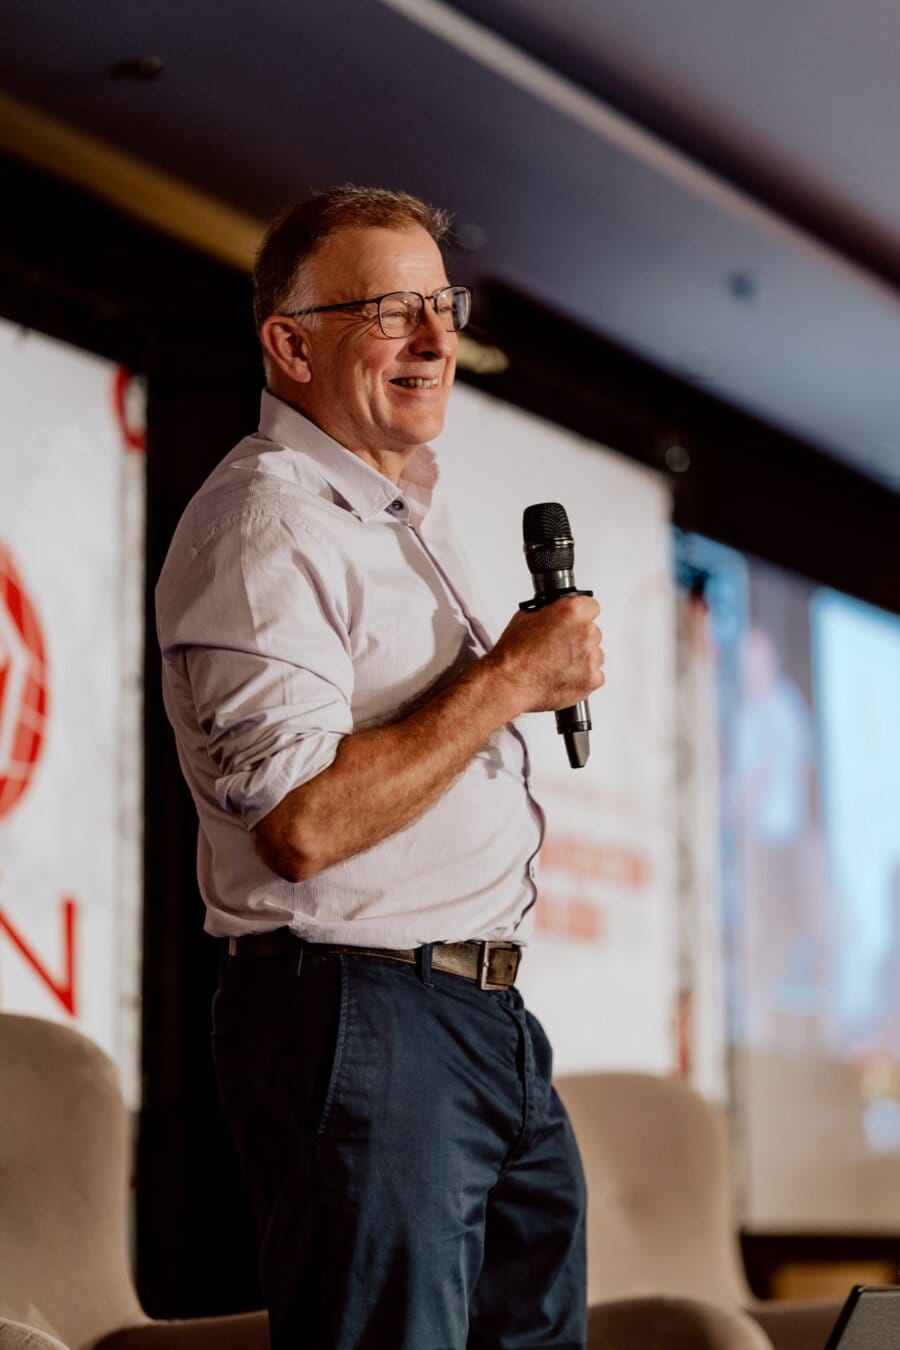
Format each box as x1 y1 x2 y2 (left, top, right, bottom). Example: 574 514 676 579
473 647 525 726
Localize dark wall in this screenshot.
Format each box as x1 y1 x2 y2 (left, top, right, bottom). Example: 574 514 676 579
3 151 899 1317
0 151 263 1315
142 363 263 1315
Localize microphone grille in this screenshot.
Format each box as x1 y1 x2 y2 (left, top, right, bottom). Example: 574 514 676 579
522 502 574 574
523 502 572 543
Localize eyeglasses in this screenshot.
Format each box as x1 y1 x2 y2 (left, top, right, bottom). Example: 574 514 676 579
287 285 472 339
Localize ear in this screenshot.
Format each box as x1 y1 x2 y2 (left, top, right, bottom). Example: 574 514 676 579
260 315 313 385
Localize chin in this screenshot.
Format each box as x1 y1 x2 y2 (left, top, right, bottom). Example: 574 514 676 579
410 407 447 440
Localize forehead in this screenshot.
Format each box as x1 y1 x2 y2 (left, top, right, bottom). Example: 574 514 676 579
305 225 449 299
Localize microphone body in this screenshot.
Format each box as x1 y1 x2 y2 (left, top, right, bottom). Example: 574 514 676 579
520 502 592 769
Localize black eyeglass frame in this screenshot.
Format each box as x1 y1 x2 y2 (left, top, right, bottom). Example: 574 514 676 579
286 285 472 338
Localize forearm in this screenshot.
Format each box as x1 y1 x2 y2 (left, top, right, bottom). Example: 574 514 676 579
252 595 604 883
252 652 518 881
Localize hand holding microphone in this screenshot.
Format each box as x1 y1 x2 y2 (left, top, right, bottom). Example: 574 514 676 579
520 502 598 767
487 503 604 768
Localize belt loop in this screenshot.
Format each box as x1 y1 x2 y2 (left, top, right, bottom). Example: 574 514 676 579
415 943 434 989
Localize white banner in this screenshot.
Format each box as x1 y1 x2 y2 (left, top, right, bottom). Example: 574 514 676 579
0 321 144 1106
438 383 676 1073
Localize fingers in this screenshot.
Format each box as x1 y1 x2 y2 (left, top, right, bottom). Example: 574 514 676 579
491 596 606 715
565 595 600 622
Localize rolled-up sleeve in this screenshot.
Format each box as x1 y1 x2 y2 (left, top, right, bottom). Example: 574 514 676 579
160 505 355 829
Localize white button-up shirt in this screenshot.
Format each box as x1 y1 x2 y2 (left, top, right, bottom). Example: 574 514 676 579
156 391 544 946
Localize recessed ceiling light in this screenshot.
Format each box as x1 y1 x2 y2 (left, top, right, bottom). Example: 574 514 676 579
664 444 691 474
109 56 165 82
454 223 487 251
727 269 760 302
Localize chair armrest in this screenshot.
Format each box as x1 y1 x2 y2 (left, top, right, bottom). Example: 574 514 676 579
589 1296 775 1349
91 1311 269 1350
745 1298 845 1350
0 1320 71 1350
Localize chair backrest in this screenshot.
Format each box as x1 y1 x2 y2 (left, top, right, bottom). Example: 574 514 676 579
0 1013 145 1349
556 1071 752 1308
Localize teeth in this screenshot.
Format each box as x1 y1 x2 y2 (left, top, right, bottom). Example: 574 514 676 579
393 377 439 388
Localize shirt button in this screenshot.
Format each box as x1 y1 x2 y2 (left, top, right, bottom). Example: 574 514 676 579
389 499 404 512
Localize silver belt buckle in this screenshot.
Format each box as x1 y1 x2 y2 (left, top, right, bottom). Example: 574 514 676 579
477 941 519 990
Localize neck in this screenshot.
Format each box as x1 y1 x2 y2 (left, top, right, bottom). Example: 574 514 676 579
266 383 419 485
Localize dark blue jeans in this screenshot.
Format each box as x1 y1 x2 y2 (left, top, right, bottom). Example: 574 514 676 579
212 944 587 1349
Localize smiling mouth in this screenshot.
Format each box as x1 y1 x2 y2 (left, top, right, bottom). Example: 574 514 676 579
390 377 440 388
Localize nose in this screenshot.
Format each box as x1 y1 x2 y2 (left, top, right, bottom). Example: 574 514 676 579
409 300 456 358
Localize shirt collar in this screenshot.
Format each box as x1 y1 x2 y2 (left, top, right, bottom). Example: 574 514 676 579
258 389 439 525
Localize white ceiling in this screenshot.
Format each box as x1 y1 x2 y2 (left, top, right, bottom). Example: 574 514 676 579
3 0 900 488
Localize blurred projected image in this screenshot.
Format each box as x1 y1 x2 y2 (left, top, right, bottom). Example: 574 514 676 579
677 532 900 1231
815 591 900 1151
734 624 827 1044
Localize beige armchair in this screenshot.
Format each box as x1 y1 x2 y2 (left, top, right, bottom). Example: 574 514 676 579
0 1013 269 1350
587 1296 774 1349
0 1306 783 1350
0 1009 812 1350
0 1320 70 1350
557 1071 843 1350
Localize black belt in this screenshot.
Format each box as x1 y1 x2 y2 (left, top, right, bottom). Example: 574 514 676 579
226 930 521 991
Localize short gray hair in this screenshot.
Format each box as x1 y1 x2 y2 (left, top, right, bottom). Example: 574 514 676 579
252 184 453 333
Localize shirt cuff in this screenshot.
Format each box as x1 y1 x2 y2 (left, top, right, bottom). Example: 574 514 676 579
215 731 344 830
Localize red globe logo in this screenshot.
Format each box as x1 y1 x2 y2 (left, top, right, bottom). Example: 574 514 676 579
0 545 50 817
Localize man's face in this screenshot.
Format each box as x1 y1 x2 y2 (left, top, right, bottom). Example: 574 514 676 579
293 224 458 467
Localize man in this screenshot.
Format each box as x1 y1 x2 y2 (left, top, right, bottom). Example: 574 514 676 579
157 185 604 1349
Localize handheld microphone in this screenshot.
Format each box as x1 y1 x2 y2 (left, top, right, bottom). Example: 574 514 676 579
520 502 592 769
